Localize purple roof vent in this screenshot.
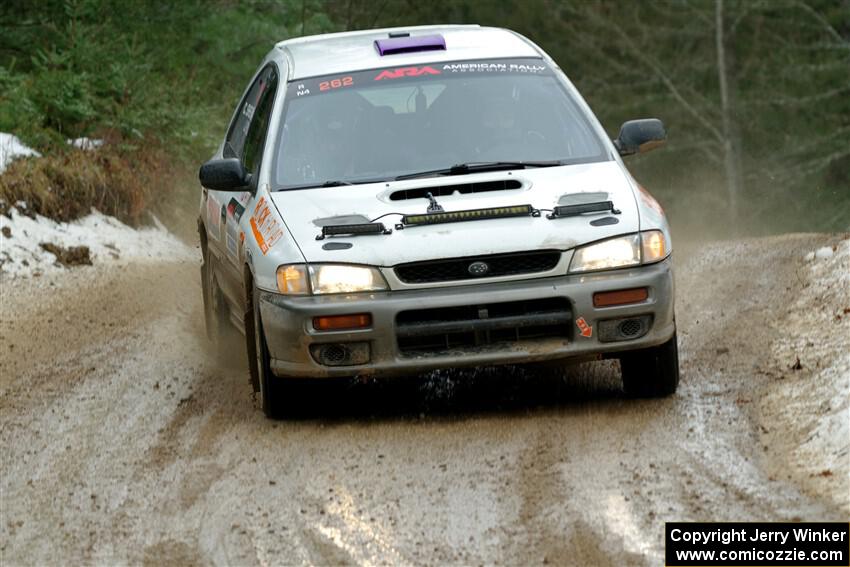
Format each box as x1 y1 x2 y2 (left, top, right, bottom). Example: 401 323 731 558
375 34 446 56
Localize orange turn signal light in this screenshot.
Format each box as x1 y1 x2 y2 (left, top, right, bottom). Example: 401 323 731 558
593 287 649 308
313 313 372 331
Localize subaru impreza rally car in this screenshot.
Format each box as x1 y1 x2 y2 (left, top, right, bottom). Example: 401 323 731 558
198 25 679 418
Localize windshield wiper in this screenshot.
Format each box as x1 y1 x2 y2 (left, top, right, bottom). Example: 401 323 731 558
395 160 563 181
280 177 388 191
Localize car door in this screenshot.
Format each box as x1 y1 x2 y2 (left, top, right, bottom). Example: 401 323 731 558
206 64 279 312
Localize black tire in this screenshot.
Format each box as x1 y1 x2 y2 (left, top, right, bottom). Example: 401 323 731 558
250 285 288 418
201 259 227 344
620 332 680 397
248 285 324 419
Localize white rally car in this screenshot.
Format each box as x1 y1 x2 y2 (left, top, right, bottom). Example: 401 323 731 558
198 25 678 418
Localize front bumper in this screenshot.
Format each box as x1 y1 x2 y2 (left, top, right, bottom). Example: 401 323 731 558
259 257 675 378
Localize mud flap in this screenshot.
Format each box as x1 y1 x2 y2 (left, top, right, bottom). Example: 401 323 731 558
244 281 261 393
201 262 216 342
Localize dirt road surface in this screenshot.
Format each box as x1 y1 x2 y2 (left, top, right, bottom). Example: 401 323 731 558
1 233 848 566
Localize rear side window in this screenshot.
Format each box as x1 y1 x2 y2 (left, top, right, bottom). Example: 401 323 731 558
226 65 278 173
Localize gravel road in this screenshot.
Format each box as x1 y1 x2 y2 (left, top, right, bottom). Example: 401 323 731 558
1 233 848 566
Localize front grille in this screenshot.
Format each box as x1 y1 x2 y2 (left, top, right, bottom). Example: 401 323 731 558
396 297 571 355
395 250 560 284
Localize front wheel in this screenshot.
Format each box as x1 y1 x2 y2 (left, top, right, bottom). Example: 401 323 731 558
620 333 680 397
249 285 288 418
248 285 324 419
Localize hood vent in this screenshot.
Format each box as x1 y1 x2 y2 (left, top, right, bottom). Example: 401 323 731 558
389 179 522 201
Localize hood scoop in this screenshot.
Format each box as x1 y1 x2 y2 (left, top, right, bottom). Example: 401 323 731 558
389 179 522 201
312 214 371 227
551 192 618 219
558 191 609 206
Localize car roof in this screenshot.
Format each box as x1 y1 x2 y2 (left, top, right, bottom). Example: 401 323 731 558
275 25 543 80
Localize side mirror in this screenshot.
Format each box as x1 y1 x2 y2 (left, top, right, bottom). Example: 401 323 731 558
199 158 252 191
614 119 667 156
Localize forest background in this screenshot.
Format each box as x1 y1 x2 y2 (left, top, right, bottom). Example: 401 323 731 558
1 0 847 235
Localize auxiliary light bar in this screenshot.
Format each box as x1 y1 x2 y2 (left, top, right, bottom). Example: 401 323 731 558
398 204 537 228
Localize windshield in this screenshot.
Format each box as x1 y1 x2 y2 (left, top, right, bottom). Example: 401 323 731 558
273 58 609 189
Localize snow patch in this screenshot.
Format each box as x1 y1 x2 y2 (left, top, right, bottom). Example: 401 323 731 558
805 245 837 262
0 207 196 278
814 246 834 260
67 137 104 151
0 133 41 174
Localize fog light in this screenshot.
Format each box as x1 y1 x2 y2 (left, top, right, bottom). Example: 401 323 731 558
598 315 652 343
593 287 649 307
313 313 372 331
310 342 370 366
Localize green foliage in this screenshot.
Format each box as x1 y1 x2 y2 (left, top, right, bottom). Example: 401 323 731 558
0 0 847 233
29 59 97 136
0 66 51 147
0 0 316 159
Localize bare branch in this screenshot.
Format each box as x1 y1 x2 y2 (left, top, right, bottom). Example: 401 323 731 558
799 148 850 175
681 0 714 29
603 16 726 144
749 84 850 107
370 0 388 29
554 5 726 144
726 0 775 37
792 0 849 45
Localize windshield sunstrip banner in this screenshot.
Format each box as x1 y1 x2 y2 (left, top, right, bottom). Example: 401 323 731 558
289 58 552 98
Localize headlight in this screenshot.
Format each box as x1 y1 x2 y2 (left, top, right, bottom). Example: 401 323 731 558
310 264 387 294
277 264 388 294
569 231 668 273
570 234 640 272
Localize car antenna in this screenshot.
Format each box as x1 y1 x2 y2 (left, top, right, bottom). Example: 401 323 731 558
426 192 444 213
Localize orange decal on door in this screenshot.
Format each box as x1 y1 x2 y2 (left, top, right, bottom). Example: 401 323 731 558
249 196 284 255
250 217 267 254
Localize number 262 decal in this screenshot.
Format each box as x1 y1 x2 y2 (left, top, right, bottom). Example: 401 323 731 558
319 76 353 91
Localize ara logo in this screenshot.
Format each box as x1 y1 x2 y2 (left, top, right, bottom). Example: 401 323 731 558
374 66 441 80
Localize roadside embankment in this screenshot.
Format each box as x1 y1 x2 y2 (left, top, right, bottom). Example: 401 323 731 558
758 237 850 513
0 207 196 279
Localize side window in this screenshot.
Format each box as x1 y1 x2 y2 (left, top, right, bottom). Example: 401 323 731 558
243 69 278 175
225 65 278 167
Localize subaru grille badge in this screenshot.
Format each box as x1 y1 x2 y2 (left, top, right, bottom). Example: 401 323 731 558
468 261 490 276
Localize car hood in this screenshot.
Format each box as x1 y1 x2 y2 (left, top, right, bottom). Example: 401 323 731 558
270 161 640 266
